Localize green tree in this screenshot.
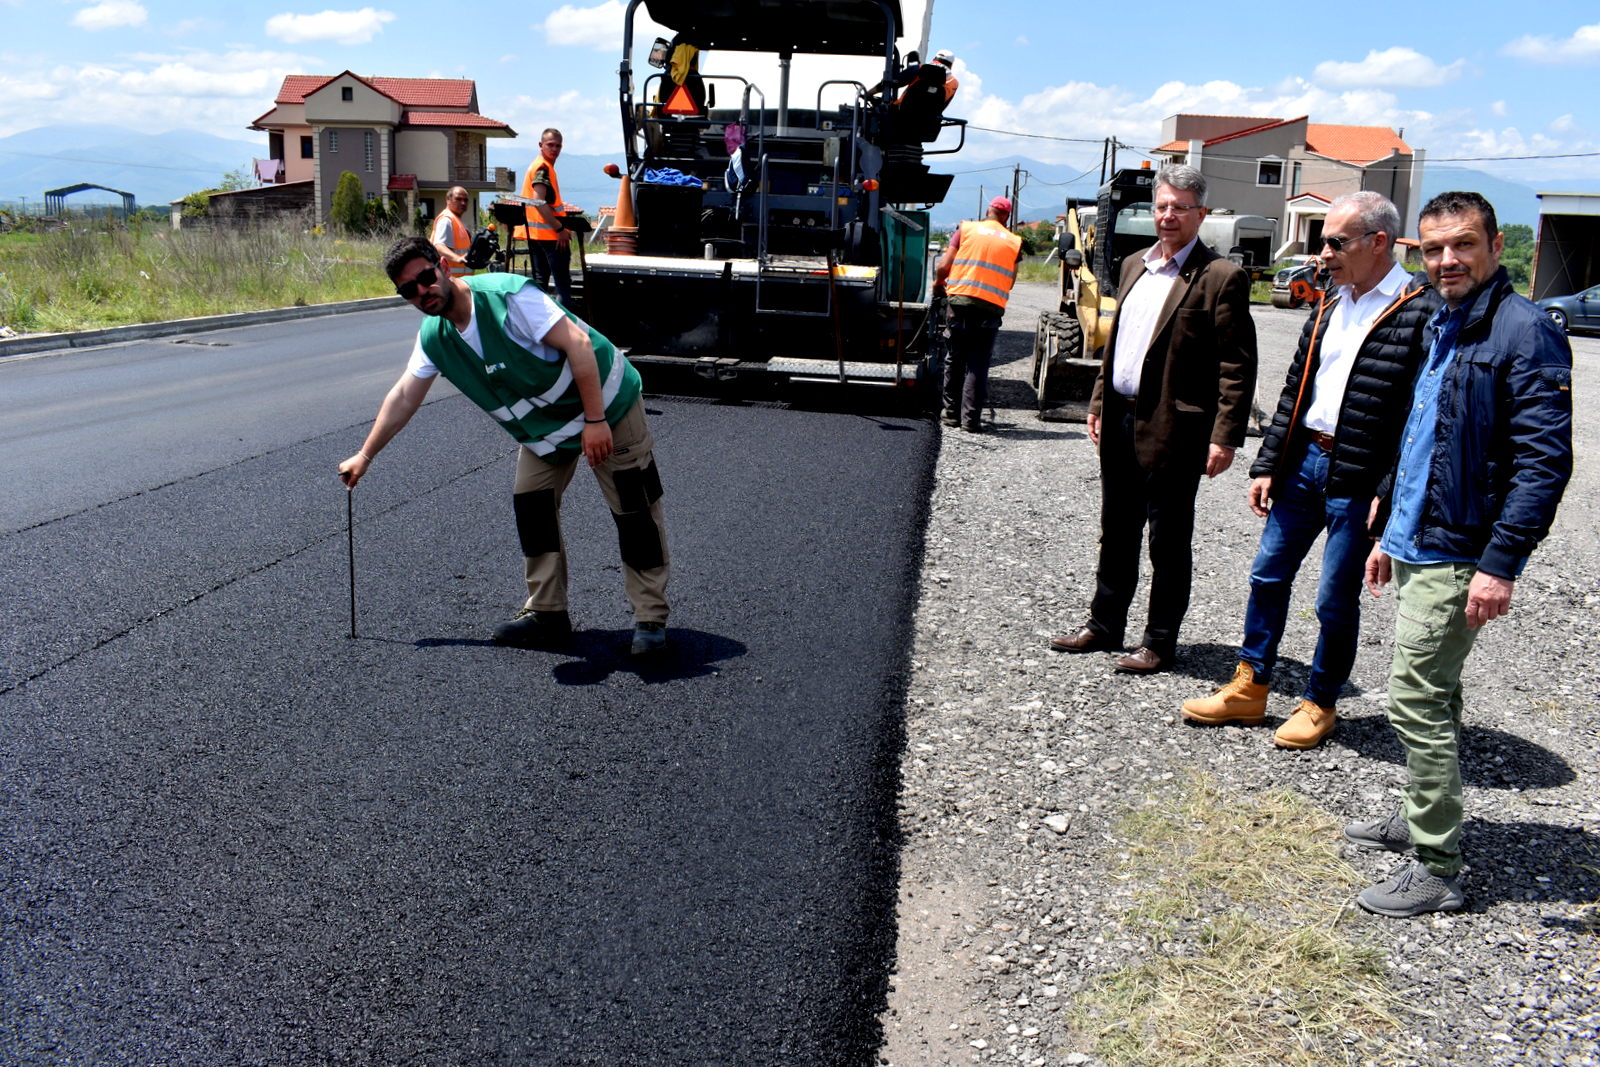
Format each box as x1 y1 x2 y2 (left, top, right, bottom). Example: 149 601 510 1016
1500 222 1533 291
218 162 256 192
330 171 367 234
180 189 216 219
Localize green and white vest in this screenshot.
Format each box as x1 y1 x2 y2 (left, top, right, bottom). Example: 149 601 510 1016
419 273 641 457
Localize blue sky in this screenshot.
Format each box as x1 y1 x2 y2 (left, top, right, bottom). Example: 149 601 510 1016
5 0 1597 187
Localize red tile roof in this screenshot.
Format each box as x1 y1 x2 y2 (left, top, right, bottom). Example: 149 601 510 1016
273 74 476 109
1304 123 1411 164
404 110 513 132
1156 115 1411 165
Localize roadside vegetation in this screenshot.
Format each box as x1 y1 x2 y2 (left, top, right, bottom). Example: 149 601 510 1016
1070 773 1400 1066
0 220 400 335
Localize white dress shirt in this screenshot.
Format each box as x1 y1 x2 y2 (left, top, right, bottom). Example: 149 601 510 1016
1302 261 1414 434
1111 237 1198 398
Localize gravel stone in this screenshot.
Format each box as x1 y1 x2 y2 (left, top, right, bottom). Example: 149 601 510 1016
879 281 1600 1066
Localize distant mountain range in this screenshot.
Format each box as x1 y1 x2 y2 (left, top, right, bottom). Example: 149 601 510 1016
5 124 1594 231
0 125 265 210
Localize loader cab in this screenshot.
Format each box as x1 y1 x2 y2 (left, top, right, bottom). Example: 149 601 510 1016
1091 168 1158 298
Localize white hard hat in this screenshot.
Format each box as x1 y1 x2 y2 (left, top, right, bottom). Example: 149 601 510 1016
934 49 954 65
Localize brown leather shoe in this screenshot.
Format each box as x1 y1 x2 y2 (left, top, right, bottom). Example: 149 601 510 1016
1273 699 1337 749
1181 661 1268 725
1049 626 1119 653
1113 646 1166 673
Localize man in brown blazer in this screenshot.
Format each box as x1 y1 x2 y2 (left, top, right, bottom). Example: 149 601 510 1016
1050 163 1257 673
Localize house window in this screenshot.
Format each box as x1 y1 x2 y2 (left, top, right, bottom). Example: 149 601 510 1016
329 130 340 153
300 135 313 159
341 86 353 102
363 131 374 173
1291 162 1302 196
1257 159 1284 186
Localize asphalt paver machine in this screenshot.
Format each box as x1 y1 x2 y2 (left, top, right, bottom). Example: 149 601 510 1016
583 0 967 402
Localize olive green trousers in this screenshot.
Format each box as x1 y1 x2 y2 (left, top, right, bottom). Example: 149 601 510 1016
1387 560 1481 877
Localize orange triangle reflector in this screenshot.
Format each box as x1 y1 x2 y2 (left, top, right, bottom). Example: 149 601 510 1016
662 83 700 117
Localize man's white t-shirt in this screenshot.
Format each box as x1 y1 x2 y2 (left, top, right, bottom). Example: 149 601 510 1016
406 283 568 378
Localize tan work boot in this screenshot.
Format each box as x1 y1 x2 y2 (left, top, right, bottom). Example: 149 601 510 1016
1181 661 1268 725
1273 699 1337 749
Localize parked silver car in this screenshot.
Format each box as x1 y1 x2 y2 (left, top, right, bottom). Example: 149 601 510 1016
1536 283 1600 334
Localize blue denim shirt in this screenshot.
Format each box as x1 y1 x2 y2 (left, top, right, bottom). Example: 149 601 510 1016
1380 304 1470 566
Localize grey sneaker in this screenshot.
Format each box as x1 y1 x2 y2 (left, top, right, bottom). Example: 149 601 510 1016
1357 857 1464 917
631 621 668 656
1344 808 1412 852
492 608 572 650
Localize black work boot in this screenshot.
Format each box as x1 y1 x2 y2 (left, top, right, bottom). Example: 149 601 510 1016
492 608 572 650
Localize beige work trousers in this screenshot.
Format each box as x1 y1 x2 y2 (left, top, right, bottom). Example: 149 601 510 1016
512 400 670 623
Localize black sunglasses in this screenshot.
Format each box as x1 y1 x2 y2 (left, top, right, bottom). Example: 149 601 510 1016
1322 230 1378 253
396 267 439 300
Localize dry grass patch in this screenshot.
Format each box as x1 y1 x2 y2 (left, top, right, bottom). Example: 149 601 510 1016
1071 772 1401 1066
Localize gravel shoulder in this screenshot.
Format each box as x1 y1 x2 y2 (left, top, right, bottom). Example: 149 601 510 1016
880 281 1600 1066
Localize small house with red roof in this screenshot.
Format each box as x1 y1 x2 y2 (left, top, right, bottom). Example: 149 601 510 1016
248 72 517 225
1153 114 1423 258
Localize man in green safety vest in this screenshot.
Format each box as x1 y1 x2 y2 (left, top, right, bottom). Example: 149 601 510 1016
338 237 671 655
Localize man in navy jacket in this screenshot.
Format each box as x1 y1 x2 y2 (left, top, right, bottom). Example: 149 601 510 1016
1348 191 1573 918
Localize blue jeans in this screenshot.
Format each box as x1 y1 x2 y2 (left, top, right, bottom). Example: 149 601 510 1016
1238 443 1370 707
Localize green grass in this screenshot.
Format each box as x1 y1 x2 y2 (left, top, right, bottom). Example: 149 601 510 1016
1069 773 1402 1066
0 223 400 334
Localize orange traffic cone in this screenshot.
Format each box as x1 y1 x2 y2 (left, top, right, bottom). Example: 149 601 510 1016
611 170 637 229
603 162 637 255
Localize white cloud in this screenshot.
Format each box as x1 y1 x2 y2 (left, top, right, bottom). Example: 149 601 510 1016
542 1 630 50
0 50 320 140
493 88 619 157
73 0 148 31
1549 114 1577 133
1503 22 1600 63
1491 100 1507 117
1312 47 1465 90
265 7 395 45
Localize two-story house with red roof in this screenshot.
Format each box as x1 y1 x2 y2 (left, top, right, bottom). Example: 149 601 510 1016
1153 114 1425 259
248 72 517 225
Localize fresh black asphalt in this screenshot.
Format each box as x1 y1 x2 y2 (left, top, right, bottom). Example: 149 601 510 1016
1 318 940 1065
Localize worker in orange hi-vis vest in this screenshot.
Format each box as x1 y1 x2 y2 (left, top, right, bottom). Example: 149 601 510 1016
933 195 1022 432
431 186 475 279
521 128 574 307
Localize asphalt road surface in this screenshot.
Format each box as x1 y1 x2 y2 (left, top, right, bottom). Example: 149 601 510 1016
0 308 936 1065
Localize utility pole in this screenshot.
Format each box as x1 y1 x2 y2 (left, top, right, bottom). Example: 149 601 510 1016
1012 163 1021 229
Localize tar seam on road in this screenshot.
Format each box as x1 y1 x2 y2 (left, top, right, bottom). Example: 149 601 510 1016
2 424 517 697
2 394 463 539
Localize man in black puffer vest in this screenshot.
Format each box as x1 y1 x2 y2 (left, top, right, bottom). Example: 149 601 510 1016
1181 191 1437 748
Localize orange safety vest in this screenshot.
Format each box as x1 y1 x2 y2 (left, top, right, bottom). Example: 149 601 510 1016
946 219 1022 310
520 157 564 243
435 210 472 277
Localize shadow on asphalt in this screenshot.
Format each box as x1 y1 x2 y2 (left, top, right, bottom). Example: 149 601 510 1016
551 628 747 685
410 628 747 685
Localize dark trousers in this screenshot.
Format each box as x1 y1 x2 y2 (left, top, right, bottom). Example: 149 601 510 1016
530 239 573 308
942 307 1002 428
1088 404 1203 656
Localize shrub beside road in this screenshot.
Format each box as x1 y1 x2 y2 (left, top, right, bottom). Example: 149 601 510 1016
0 224 398 335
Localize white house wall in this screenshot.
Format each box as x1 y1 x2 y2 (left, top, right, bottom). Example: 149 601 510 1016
396 130 449 182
